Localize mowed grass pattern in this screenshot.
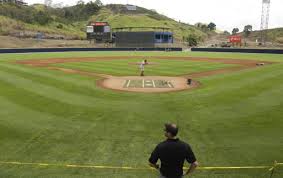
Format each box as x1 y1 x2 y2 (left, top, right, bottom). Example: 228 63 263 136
52 59 237 76
0 52 282 178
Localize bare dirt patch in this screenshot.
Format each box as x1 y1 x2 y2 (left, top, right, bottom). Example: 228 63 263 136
101 76 199 93
15 56 273 93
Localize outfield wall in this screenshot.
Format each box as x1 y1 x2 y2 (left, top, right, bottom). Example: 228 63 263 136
0 47 182 54
191 48 283 54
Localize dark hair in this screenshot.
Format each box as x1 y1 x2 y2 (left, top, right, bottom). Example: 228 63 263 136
165 123 178 136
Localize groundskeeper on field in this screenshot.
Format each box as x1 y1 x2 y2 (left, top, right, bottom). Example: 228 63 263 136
149 123 198 178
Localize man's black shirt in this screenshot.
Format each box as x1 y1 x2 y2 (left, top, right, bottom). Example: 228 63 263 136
149 138 196 178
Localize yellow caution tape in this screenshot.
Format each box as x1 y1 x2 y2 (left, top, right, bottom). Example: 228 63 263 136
0 161 153 170
0 161 282 171
197 166 271 170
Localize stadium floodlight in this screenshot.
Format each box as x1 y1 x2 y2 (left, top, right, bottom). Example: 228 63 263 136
260 0 271 45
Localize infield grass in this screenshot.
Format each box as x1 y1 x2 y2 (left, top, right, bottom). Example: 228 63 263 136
0 51 282 178
52 59 237 76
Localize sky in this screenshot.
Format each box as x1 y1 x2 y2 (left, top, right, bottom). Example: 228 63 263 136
26 0 283 32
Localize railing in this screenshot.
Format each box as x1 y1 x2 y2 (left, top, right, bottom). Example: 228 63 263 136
0 47 182 53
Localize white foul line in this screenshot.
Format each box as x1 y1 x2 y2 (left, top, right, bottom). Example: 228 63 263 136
142 79 145 88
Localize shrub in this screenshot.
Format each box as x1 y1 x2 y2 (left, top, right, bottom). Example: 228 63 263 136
56 24 63 29
276 37 283 44
186 35 198 46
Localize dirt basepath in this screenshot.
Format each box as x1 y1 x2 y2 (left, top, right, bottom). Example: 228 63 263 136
15 56 273 93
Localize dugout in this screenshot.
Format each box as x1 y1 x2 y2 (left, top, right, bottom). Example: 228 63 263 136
113 27 174 48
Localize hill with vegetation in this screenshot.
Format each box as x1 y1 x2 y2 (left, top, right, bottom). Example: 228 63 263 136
94 4 210 41
0 2 211 44
244 28 283 44
201 27 283 48
227 28 283 48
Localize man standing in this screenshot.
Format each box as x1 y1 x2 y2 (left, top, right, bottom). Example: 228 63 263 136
140 59 148 76
149 123 198 178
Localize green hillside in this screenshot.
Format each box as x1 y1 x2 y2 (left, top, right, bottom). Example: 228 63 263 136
247 28 283 44
92 6 207 41
0 3 208 41
0 15 85 39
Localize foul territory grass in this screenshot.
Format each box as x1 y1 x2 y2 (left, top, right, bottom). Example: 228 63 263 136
0 52 282 178
51 59 237 76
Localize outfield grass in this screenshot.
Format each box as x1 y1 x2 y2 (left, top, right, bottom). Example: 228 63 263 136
52 59 237 76
0 52 283 178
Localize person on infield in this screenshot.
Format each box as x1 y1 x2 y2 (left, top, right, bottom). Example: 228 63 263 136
140 59 148 76
149 123 198 178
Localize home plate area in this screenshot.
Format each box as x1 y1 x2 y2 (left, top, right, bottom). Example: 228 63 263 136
100 76 195 93
124 79 174 88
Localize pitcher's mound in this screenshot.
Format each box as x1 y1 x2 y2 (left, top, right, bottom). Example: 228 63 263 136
99 76 199 93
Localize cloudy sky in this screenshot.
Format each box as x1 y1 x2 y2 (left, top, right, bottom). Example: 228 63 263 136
26 0 283 32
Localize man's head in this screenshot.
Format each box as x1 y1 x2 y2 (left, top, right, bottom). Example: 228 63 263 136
164 123 178 138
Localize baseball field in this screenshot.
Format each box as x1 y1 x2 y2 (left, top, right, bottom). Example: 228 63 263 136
0 51 283 178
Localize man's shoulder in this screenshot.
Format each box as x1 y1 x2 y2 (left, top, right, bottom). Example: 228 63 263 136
178 139 192 148
157 140 168 146
178 139 189 145
156 140 171 148
157 139 189 146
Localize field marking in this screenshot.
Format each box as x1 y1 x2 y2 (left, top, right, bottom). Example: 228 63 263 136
167 81 173 88
144 80 153 87
145 80 150 86
142 79 144 88
152 80 156 88
0 161 280 171
126 80 131 88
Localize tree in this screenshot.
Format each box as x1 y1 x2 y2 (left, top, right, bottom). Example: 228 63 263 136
232 28 239 35
195 22 202 28
243 25 253 37
195 22 208 32
223 31 230 35
85 1 100 16
186 35 198 47
201 24 208 31
94 0 103 7
76 0 84 6
35 11 52 25
52 2 64 8
207 22 216 31
44 0 52 7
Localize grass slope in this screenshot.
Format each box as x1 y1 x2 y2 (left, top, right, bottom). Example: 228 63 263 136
0 52 282 177
0 15 85 39
249 28 283 44
0 3 207 41
92 6 207 41
0 36 93 48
